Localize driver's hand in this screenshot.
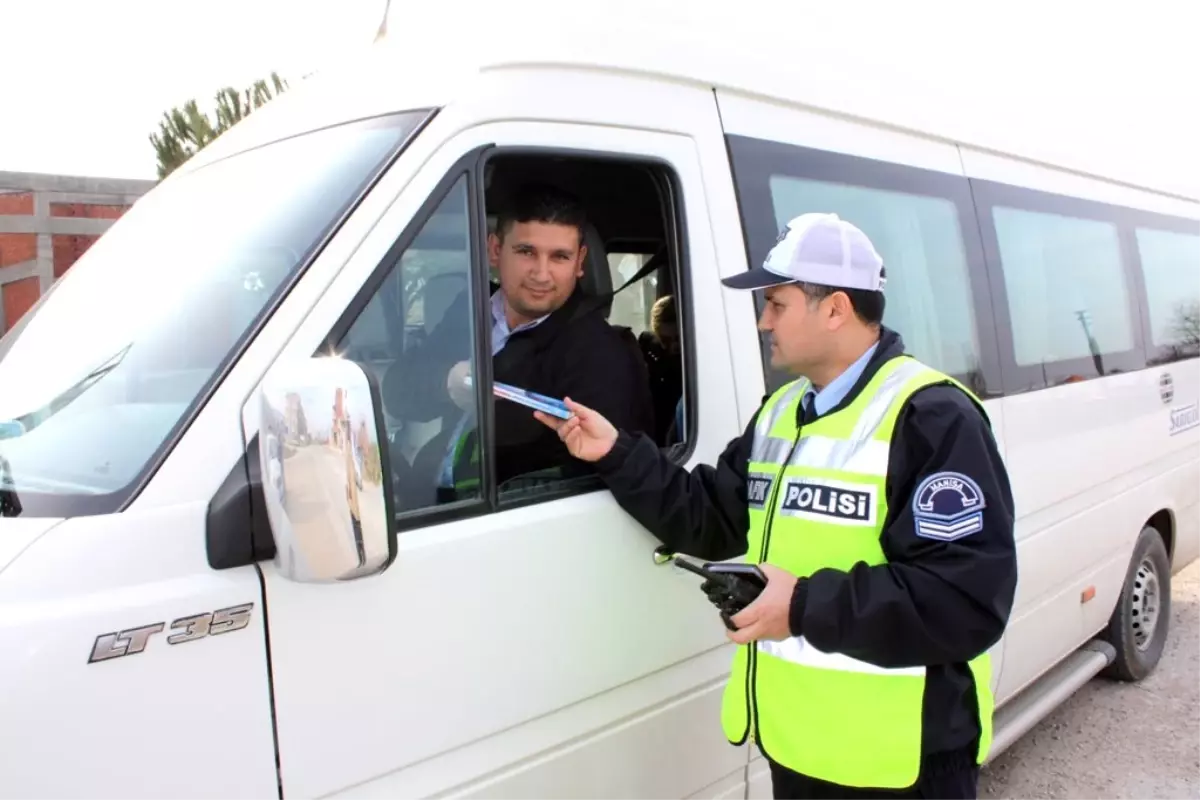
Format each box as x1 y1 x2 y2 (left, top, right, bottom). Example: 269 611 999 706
534 398 618 462
446 360 473 411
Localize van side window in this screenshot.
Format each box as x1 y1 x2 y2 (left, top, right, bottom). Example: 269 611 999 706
722 135 997 395
767 176 982 379
1135 228 1200 361
605 248 682 446
991 207 1133 366
335 174 484 516
606 251 660 337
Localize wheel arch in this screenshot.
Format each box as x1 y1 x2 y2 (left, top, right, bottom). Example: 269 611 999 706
1145 508 1175 561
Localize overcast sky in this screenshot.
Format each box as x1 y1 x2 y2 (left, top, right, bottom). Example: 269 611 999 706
1 0 1196 199
0 0 384 180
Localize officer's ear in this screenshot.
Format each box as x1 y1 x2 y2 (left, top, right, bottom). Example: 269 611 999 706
825 290 857 330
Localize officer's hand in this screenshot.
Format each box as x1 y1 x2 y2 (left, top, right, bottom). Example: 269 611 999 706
534 397 618 462
726 563 799 645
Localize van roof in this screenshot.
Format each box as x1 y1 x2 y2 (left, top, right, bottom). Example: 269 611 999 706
187 2 1198 204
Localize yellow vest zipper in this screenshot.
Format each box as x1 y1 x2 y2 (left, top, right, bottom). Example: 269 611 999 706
747 417 805 746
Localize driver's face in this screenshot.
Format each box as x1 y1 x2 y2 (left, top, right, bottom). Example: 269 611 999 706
490 221 586 326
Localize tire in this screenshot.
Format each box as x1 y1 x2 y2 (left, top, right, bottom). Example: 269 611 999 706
1099 525 1172 681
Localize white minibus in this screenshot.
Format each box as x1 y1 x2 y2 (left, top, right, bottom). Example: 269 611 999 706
1 9 1196 798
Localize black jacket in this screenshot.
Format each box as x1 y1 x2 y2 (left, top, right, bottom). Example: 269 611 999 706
592 327 1018 771
392 284 655 489
488 287 654 485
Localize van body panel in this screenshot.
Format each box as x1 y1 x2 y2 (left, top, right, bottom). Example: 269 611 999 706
0 516 61 575
0 507 276 798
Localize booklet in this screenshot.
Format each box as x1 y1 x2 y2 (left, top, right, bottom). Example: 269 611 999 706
462 377 573 419
493 382 573 419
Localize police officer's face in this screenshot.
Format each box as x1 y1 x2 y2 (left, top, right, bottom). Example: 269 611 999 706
490 222 587 326
758 284 834 374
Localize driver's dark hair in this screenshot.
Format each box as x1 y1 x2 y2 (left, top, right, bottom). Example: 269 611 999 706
796 271 887 326
494 182 588 245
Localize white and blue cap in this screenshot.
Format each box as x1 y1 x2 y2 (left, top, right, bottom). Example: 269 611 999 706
722 212 886 292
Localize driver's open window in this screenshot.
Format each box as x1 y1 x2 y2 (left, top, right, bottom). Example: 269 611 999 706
332 149 691 525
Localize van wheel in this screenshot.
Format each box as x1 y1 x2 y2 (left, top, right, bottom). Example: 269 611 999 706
1099 526 1171 682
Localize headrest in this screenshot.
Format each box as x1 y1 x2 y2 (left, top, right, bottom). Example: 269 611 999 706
578 223 612 317
422 271 467 334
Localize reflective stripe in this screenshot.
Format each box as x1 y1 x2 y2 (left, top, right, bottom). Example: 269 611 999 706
750 381 808 462
781 359 931 474
758 636 926 677
752 435 794 465
846 359 929 446
787 435 891 475
756 380 809 441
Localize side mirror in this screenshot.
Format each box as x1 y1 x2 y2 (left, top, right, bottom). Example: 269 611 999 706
258 356 396 582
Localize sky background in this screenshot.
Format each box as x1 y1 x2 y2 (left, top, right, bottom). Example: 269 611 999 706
0 0 385 179
1 0 1196 198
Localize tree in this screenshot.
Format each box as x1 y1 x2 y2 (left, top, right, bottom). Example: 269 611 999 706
1168 299 1200 348
149 72 289 179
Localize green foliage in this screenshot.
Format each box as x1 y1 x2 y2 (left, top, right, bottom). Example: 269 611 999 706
150 72 289 180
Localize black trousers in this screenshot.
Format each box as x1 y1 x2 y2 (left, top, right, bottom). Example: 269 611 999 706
768 759 979 799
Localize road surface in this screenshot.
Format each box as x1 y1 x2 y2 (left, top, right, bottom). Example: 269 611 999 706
981 559 1200 799
272 443 388 579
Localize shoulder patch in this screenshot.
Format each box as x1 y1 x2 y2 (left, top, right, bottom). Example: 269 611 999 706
912 471 986 541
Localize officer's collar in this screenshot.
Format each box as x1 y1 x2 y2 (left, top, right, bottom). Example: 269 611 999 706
800 327 907 422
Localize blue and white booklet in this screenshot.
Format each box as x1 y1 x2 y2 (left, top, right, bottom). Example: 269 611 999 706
463 377 573 419
493 382 573 419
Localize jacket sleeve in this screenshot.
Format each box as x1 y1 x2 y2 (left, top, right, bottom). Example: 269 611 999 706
790 385 1018 668
592 411 758 563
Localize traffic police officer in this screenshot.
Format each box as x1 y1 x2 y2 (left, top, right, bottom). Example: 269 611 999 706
536 213 1018 799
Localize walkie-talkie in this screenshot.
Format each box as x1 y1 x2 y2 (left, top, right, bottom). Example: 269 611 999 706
672 556 767 631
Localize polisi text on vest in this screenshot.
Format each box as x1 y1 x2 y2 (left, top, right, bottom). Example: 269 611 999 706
780 479 874 523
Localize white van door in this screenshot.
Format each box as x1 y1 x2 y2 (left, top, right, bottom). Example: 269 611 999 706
249 96 755 797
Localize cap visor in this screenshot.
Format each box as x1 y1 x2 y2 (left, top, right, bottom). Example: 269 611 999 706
720 267 794 290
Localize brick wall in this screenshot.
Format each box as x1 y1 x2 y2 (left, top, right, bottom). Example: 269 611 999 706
0 233 38 268
51 234 103 278
0 193 34 215
0 172 155 332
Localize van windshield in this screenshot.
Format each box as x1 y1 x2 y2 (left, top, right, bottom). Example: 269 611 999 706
0 110 430 518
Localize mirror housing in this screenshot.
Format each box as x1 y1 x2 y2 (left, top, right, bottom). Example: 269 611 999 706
258 356 396 582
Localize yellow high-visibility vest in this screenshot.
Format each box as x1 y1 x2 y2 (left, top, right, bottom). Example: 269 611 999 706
720 355 994 789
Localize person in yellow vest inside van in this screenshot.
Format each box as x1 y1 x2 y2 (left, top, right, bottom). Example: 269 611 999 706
535 213 1018 799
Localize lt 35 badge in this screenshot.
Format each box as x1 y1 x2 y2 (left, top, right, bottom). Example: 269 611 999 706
88 603 254 664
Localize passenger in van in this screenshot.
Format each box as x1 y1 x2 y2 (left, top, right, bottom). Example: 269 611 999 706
638 294 684 444
404 182 655 497
536 213 1018 800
